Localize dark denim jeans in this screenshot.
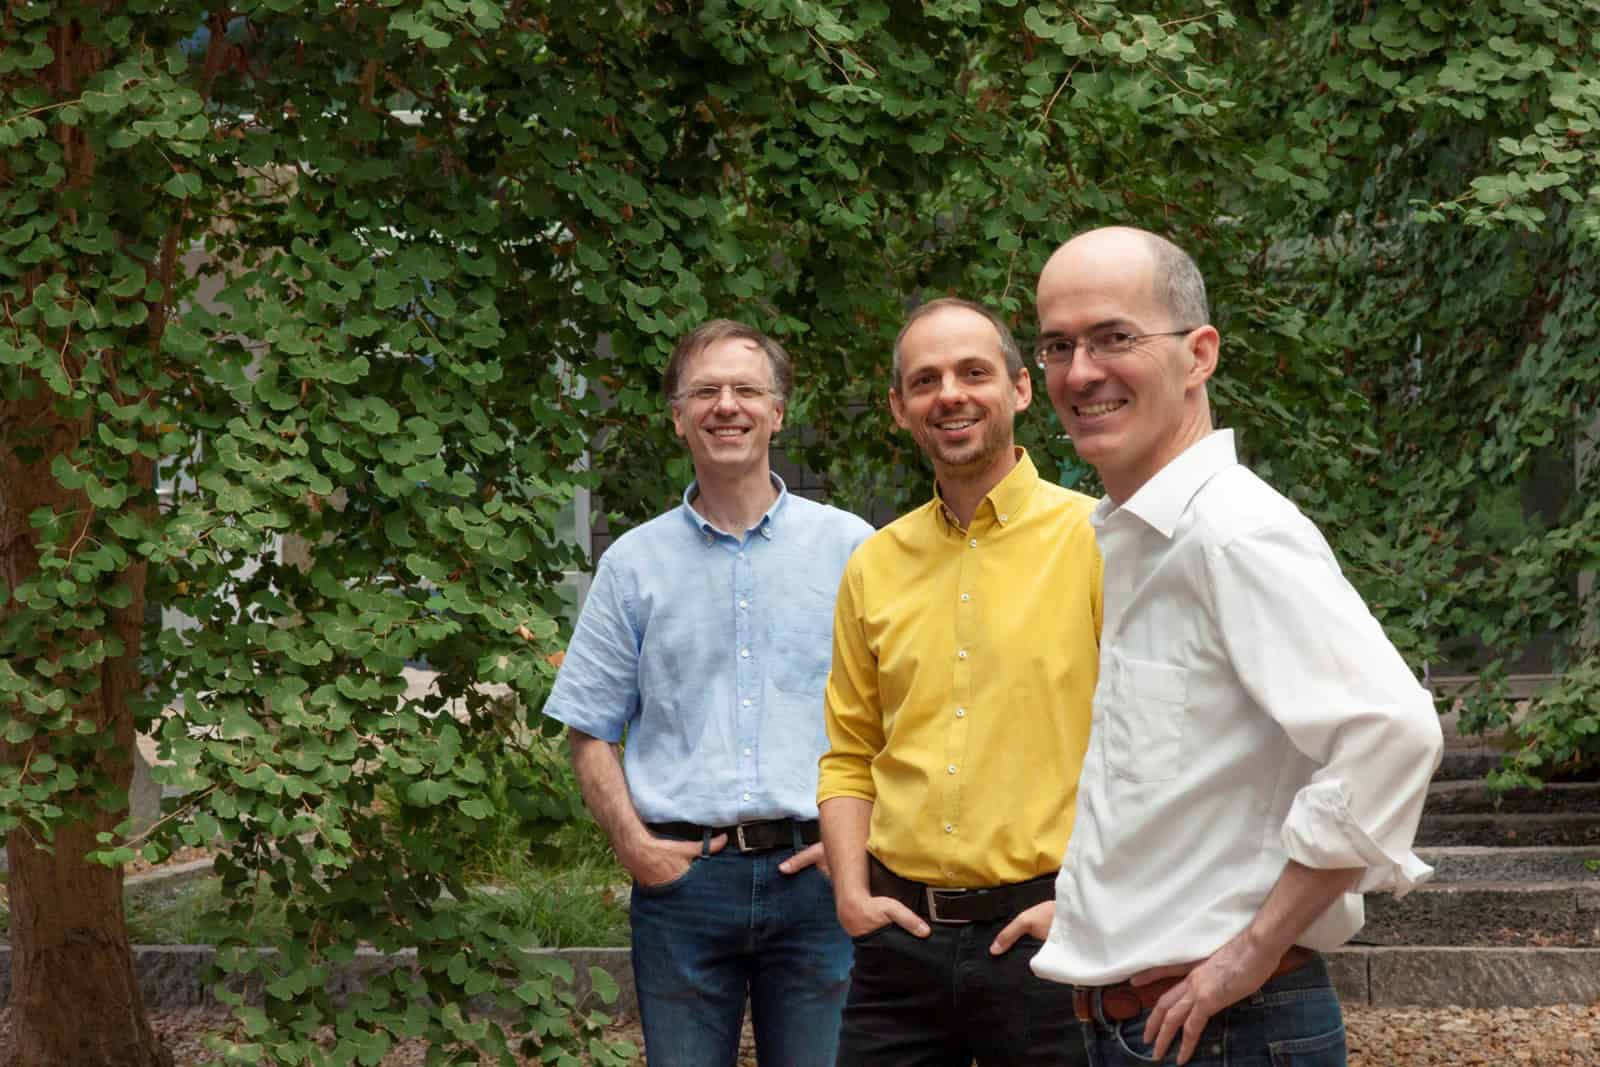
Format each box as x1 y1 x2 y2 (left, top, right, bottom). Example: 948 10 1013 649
629 846 852 1067
1079 955 1345 1067
836 919 1090 1066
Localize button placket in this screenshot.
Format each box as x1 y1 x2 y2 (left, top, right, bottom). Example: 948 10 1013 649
734 544 757 800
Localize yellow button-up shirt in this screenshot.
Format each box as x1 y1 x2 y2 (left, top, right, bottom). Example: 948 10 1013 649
819 451 1103 887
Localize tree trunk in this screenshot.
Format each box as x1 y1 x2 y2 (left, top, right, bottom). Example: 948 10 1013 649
0 380 170 1067
0 13 172 1066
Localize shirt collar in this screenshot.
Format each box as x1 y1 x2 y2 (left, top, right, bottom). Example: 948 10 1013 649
1096 430 1237 539
681 472 789 543
934 448 1039 533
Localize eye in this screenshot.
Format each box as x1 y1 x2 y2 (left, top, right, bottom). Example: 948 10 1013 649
1096 330 1138 352
733 385 767 400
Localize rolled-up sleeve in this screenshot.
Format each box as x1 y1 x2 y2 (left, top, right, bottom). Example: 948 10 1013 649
542 558 640 743
1206 519 1443 896
817 560 883 804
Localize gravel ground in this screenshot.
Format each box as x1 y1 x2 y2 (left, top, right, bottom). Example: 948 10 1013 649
7 1001 1589 1065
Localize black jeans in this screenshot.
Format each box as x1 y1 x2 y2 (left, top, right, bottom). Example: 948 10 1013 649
836 918 1089 1066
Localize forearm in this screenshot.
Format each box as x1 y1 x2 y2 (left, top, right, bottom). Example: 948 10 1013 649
819 795 874 908
1240 860 1363 959
568 728 651 862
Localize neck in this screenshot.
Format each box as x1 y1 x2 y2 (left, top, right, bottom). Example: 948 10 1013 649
1104 421 1213 505
692 464 779 534
935 449 1019 529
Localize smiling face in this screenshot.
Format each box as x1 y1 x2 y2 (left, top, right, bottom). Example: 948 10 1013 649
670 336 783 482
889 304 1031 491
1035 228 1218 502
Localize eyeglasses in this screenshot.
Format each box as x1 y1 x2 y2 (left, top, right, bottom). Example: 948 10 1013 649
672 382 778 405
1033 327 1199 369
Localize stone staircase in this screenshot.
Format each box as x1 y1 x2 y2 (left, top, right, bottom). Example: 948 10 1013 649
1362 751 1600 949
1327 726 1600 1007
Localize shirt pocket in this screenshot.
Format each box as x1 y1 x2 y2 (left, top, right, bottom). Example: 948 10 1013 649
771 613 835 693
1104 657 1189 783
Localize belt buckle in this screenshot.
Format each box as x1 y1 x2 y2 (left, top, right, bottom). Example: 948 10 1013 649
924 887 972 924
734 823 753 852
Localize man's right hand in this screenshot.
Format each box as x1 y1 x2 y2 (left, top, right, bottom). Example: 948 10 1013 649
621 831 727 889
836 892 930 939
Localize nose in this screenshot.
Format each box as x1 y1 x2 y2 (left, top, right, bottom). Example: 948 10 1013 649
934 372 966 406
711 385 741 414
1060 345 1107 393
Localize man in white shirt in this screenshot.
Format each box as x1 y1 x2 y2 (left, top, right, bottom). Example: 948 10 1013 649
1028 226 1443 1066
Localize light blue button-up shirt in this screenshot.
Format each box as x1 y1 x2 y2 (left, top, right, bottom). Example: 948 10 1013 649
544 476 873 826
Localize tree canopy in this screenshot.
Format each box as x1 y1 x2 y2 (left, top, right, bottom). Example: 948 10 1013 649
2 2 1596 1063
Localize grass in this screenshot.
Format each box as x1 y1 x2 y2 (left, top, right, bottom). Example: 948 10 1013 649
115 857 630 948
459 818 631 948
1 817 631 948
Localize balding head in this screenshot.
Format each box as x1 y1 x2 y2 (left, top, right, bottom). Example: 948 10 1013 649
1034 226 1219 502
1038 227 1208 329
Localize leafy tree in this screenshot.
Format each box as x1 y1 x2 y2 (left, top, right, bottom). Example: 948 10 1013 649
1 2 1595 1065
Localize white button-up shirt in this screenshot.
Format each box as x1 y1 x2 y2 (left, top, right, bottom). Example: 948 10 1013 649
1032 430 1442 987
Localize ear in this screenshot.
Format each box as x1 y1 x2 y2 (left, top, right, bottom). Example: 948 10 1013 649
889 387 911 430
1185 326 1220 389
1011 366 1033 414
671 402 688 441
771 398 785 435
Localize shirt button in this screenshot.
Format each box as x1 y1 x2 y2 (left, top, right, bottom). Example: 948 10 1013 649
742 698 752 707
743 792 752 801
955 707 966 718
744 747 752 756
738 599 749 609
944 824 955 834
740 648 750 659
738 551 745 560
968 538 978 548
947 765 957 775
957 649 967 660
999 513 1009 522
960 593 970 602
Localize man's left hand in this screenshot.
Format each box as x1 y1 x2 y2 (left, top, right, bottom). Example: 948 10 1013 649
778 842 829 879
1133 935 1281 1065
989 899 1053 956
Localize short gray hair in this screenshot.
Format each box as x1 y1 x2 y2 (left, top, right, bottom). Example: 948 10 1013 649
1145 232 1210 327
890 297 1023 389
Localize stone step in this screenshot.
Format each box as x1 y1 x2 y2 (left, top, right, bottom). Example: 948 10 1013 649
1424 780 1600 814
1418 845 1600 884
1360 880 1600 947
1434 748 1506 782
1416 811 1600 848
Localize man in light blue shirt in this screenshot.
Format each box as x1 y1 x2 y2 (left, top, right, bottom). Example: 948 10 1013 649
543 319 873 1066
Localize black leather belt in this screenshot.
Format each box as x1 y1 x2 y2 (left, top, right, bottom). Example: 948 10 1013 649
647 818 820 853
869 855 1056 924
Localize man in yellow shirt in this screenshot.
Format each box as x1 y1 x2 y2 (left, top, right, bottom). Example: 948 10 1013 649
819 298 1102 1065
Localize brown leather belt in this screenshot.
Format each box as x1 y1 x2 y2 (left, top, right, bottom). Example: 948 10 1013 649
1071 945 1317 1022
869 855 1056 925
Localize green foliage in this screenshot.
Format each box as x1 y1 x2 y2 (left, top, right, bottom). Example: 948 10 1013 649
2 0 1598 1062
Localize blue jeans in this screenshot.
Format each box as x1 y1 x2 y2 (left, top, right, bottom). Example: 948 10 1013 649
629 846 852 1067
837 920 1090 1066
1079 955 1345 1066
